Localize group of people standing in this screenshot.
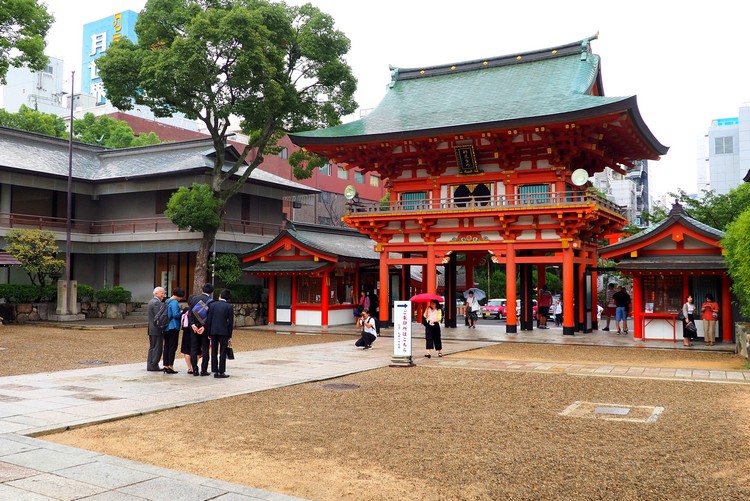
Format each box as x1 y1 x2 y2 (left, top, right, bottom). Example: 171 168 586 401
681 294 720 347
147 283 234 378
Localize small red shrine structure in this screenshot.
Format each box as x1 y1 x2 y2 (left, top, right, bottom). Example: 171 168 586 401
241 223 379 326
290 35 668 335
600 201 733 343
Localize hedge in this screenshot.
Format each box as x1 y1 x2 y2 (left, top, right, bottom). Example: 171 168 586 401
93 286 132 303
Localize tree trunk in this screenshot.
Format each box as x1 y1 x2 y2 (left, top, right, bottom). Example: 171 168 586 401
192 227 218 296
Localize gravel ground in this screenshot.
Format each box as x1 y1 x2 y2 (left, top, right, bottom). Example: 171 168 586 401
24 324 750 501
0 324 356 376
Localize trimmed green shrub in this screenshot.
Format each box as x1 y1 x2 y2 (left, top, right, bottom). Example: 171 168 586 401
77 284 95 302
227 284 263 303
94 286 132 303
0 284 51 303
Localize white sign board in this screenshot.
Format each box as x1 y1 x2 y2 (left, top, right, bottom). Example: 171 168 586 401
393 301 412 357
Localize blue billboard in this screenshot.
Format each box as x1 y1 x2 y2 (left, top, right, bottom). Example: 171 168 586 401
81 10 138 105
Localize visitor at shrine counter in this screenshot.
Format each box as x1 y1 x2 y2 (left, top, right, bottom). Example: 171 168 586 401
681 295 697 347
701 294 720 346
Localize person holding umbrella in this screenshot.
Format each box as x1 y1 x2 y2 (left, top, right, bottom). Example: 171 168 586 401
423 299 443 358
466 290 480 329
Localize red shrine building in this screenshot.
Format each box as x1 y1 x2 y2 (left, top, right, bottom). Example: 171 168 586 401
289 35 668 334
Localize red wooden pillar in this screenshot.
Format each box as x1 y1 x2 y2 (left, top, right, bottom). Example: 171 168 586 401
291 276 297 325
721 273 732 342
268 277 276 324
537 264 546 289
632 274 643 340
505 244 517 334
426 246 437 293
562 246 574 335
321 273 329 326
379 251 390 324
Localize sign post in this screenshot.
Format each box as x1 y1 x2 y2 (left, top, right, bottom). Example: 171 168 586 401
391 301 414 367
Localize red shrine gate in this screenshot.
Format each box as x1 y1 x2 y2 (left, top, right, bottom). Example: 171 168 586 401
290 36 667 335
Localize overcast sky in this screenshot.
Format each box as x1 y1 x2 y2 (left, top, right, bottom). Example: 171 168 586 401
42 0 750 198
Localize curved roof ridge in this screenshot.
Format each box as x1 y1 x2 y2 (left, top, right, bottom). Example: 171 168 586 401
392 34 599 81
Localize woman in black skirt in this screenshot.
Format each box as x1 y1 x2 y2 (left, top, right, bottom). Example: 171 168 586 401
681 294 697 347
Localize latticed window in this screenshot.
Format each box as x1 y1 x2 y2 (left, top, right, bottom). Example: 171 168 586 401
401 191 427 210
643 275 681 313
296 276 323 304
519 184 550 204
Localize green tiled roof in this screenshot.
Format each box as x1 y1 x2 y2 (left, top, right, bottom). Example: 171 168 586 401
292 37 640 143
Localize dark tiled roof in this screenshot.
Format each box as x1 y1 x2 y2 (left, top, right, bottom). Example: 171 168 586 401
289 227 379 261
616 255 726 271
291 36 665 155
242 260 330 273
0 127 315 193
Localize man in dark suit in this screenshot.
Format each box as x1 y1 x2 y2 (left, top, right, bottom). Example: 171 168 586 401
207 288 234 378
146 287 165 371
188 283 214 376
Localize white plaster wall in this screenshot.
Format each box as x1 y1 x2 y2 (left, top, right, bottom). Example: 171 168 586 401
295 309 321 326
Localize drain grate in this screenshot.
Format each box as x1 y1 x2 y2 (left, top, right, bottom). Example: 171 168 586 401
78 360 109 365
321 383 360 391
560 401 663 423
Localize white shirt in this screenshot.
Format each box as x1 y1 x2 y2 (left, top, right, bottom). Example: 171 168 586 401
362 316 377 336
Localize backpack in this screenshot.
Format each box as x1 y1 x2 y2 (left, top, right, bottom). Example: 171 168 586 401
153 300 170 330
191 297 213 325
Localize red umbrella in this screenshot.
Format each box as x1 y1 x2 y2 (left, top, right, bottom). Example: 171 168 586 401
409 293 444 303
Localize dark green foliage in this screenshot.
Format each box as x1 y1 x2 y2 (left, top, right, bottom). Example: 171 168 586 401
164 184 222 233
0 0 54 84
0 284 54 303
228 284 264 303
723 210 750 317
94 286 132 303
0 105 67 137
211 254 242 286
77 284 95 302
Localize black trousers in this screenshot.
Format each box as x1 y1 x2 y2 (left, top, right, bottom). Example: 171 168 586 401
425 323 442 350
355 332 376 347
190 330 210 373
162 329 179 366
210 335 229 374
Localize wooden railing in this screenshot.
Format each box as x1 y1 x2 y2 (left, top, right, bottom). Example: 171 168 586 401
347 192 624 216
0 213 282 237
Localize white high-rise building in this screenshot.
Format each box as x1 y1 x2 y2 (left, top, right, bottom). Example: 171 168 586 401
591 160 650 227
0 56 69 115
699 104 750 195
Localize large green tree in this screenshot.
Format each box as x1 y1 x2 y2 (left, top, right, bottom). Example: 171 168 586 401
97 0 357 293
0 0 53 84
666 185 750 232
723 209 750 317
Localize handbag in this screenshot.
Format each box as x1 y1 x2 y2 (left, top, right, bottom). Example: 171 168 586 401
226 341 235 360
684 322 697 335
677 310 685 321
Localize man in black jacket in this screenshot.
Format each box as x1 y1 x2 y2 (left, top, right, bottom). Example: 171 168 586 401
188 283 214 376
207 288 234 378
